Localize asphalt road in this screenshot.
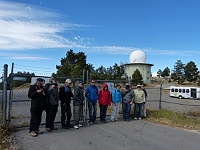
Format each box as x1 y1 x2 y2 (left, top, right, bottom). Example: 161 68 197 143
12 119 200 150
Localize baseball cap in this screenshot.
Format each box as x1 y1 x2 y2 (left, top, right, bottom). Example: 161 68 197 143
65 79 72 84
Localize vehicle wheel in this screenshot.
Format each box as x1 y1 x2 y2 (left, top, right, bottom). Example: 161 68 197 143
178 95 182 99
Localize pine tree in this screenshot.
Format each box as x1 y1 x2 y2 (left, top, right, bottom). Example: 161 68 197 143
184 61 199 84
131 69 143 86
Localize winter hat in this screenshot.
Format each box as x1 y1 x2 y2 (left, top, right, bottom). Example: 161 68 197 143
125 85 130 90
36 78 44 82
78 81 83 85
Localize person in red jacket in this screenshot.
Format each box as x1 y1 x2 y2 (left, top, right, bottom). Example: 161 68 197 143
98 83 111 123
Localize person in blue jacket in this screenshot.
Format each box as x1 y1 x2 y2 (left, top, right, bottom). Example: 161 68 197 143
85 80 98 124
111 84 122 121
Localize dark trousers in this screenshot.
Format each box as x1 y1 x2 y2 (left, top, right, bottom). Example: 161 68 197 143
122 101 131 120
100 105 108 121
29 107 43 132
61 104 72 127
88 102 97 123
46 104 58 128
74 105 82 125
134 103 143 118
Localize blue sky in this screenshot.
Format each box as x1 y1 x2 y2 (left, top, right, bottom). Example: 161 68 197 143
0 0 200 77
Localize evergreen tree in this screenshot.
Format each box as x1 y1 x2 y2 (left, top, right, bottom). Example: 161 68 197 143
131 69 143 86
184 61 199 84
56 50 89 81
171 60 185 84
161 67 170 77
157 69 163 78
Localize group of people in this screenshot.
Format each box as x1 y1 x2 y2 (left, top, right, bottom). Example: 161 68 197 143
28 77 147 137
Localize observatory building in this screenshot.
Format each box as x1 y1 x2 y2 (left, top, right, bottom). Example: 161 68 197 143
123 50 153 84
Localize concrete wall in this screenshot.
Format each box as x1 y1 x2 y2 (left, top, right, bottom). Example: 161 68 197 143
124 63 153 84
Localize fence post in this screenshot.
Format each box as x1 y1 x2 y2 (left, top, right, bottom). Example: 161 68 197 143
159 82 164 110
2 64 8 126
8 63 14 125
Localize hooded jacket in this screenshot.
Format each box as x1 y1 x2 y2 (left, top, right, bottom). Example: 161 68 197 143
98 83 111 106
85 85 98 103
112 88 122 103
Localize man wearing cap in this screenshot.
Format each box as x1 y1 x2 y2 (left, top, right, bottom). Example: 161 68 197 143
45 77 59 132
85 80 98 124
28 78 46 137
133 85 145 120
122 84 134 122
73 81 84 129
59 79 74 129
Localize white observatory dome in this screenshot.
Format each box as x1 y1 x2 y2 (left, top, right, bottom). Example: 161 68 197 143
129 50 146 63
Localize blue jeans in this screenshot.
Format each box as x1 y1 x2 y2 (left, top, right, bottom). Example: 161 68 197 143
134 103 143 118
111 102 120 120
99 105 108 121
122 101 131 120
88 101 97 123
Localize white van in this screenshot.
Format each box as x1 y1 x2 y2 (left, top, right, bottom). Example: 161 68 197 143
170 86 200 99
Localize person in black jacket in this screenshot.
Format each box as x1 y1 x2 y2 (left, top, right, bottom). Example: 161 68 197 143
59 79 74 129
28 78 46 137
45 77 59 132
73 81 84 129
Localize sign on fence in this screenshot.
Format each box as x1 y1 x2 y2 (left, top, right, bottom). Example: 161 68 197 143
13 77 26 81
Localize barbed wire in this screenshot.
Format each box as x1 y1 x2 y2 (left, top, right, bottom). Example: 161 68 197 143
15 64 54 70
14 67 54 73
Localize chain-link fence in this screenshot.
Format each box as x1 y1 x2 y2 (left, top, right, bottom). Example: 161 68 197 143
1 63 200 128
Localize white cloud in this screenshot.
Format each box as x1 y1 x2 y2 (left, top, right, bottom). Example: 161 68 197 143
0 1 199 60
0 1 85 50
0 52 51 60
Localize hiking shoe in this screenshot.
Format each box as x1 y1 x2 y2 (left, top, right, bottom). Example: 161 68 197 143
89 121 94 125
138 117 141 120
46 128 52 132
111 119 115 122
30 131 38 137
103 121 107 123
78 124 83 127
134 118 137 120
51 126 58 130
127 119 130 122
123 119 127 121
36 130 43 134
73 125 79 129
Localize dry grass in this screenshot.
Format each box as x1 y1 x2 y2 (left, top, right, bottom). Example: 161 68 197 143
146 109 200 130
